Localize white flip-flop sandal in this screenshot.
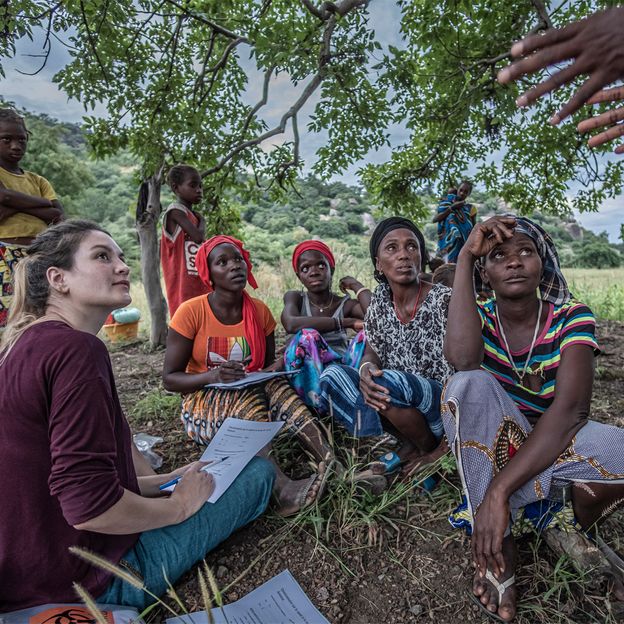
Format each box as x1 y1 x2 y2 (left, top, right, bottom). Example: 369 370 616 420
468 569 516 622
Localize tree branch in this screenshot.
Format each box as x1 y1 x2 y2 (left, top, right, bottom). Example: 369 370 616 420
201 12 341 177
198 0 367 179
162 0 248 40
196 36 248 106
79 0 110 85
237 64 275 141
530 0 553 29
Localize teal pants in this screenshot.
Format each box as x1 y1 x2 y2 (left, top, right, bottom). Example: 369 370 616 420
97 457 275 609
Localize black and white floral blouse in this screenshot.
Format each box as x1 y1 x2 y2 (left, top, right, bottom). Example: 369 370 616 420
364 282 454 383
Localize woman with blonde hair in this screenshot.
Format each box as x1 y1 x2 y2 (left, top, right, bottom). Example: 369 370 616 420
0 220 274 611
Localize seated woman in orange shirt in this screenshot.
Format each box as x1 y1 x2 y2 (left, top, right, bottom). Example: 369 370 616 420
163 235 333 516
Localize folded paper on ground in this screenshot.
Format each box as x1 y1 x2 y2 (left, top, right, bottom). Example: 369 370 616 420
165 569 329 624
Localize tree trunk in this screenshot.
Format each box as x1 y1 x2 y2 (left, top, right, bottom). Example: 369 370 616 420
136 173 168 347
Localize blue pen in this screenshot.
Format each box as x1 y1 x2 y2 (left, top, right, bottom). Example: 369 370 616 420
159 456 229 491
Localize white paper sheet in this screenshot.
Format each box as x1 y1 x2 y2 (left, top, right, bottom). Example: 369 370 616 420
204 369 299 390
165 570 329 624
162 417 284 503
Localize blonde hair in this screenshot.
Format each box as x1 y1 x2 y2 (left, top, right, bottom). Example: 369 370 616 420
0 220 107 364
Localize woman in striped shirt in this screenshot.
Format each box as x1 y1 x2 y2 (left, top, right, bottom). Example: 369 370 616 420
443 215 624 622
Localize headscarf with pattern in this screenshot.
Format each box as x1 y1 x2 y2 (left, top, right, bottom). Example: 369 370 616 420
478 216 570 305
513 216 570 305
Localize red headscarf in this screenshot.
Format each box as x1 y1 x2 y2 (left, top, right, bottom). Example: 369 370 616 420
291 240 335 274
195 236 265 371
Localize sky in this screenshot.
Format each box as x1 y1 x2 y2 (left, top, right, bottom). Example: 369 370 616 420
1 2 622 241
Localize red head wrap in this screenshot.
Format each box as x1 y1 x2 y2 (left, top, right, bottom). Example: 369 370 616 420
195 236 265 371
291 240 335 274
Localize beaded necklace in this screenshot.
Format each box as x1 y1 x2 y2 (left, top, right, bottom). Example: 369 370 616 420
496 299 543 386
393 280 423 325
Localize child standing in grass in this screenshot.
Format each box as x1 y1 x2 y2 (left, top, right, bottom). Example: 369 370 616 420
0 108 64 328
161 164 207 317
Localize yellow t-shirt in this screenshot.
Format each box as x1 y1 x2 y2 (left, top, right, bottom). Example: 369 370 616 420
0 167 57 239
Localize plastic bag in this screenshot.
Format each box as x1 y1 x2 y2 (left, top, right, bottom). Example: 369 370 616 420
133 432 164 469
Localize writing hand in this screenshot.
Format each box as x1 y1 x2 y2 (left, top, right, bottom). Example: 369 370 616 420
214 360 246 383
171 461 215 519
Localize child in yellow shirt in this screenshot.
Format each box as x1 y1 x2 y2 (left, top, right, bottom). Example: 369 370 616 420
0 108 64 327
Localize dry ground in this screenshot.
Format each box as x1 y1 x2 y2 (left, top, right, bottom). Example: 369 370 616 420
109 318 624 624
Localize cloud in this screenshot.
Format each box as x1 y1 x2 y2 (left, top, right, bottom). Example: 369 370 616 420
574 197 624 242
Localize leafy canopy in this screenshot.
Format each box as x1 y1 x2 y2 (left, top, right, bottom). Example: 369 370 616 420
361 0 624 221
1 1 623 226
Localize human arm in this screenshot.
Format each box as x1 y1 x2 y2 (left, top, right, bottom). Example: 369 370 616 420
358 343 390 412
471 344 594 577
74 461 215 533
339 276 371 317
165 208 205 243
497 7 624 125
280 290 345 334
0 188 63 224
263 332 276 368
131 442 157 477
432 200 466 224
444 216 516 369
432 205 452 224
162 327 245 393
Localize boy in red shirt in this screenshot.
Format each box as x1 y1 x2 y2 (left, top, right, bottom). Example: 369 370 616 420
160 164 207 316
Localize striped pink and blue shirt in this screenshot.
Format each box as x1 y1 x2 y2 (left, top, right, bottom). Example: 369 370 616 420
478 298 600 419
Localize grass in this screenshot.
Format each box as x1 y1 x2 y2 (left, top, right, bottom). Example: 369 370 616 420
122 266 624 338
564 267 624 322
105 265 624 622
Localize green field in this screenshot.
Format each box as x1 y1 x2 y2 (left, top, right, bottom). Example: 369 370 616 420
565 268 624 321
124 266 624 342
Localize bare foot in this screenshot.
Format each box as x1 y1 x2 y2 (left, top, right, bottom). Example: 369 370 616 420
275 462 328 517
472 534 517 622
403 439 449 476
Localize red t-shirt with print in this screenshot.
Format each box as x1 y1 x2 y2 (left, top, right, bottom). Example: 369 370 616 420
160 202 208 316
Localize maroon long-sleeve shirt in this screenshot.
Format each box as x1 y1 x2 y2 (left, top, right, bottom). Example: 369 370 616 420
0 321 140 611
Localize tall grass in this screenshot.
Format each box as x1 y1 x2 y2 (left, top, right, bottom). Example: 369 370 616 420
564 268 624 322
125 256 376 332
125 266 624 332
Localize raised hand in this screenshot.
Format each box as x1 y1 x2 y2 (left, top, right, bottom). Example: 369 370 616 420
339 276 364 294
498 7 624 125
359 362 390 412
577 87 624 153
461 216 516 260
